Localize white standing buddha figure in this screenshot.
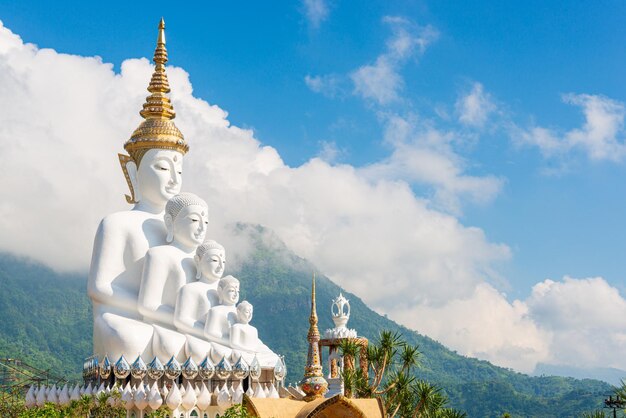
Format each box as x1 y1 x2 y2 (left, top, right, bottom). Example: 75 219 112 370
174 240 225 363
204 275 240 362
138 192 209 361
87 19 189 362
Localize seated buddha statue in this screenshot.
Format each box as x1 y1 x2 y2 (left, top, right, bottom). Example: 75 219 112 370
138 192 208 361
87 20 189 362
204 275 239 362
230 301 279 366
174 240 225 362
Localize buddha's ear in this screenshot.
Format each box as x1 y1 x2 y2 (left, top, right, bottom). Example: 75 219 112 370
164 213 174 243
118 154 140 204
194 255 201 279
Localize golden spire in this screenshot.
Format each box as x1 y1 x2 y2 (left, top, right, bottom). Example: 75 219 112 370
299 273 328 401
308 273 319 340
119 18 189 203
138 17 176 121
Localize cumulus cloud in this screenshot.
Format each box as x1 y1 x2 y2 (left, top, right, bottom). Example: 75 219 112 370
302 0 329 28
350 17 437 105
456 82 496 128
391 276 626 374
2 22 623 375
516 93 626 161
395 283 550 373
526 277 626 370
362 115 504 213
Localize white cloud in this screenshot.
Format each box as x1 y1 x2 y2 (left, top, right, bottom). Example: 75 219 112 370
517 93 626 161
350 17 437 105
351 57 402 105
304 74 341 98
526 277 626 370
456 82 496 128
302 0 329 28
391 276 626 374
2 22 623 376
394 283 550 373
316 140 342 163
361 114 504 213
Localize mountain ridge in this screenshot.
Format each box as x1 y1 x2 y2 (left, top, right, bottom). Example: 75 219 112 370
0 223 613 417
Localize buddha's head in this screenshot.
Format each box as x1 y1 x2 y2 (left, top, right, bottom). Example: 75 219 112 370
217 275 240 306
236 301 253 325
118 19 189 211
195 240 226 282
164 193 209 249
122 149 183 211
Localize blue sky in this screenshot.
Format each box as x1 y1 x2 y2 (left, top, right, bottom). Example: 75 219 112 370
2 0 626 375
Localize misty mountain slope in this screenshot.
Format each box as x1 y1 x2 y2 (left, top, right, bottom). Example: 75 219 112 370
0 224 612 417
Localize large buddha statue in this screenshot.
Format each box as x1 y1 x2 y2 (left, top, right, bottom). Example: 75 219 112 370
87 19 189 361
138 192 208 361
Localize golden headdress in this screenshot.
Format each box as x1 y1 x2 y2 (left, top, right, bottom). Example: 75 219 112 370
119 18 189 203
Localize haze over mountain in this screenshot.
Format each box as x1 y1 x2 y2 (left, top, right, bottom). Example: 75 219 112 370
0 224 612 417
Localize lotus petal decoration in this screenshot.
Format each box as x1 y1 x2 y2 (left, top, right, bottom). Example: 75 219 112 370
198 355 215 380
181 356 198 380
114 355 131 380
164 356 182 381
131 355 148 380
249 354 261 381
215 356 232 380
232 356 249 381
100 355 112 380
274 357 285 381
147 356 165 380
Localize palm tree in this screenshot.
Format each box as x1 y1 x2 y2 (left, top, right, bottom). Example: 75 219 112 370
339 330 465 418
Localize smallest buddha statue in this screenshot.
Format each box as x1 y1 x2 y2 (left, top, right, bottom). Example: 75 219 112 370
204 275 240 362
230 301 279 366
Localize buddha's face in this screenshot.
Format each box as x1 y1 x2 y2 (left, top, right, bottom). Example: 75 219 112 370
136 149 183 208
237 304 253 324
171 204 208 248
220 283 240 306
199 249 226 283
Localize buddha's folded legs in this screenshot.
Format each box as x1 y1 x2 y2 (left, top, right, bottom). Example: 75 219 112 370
209 342 233 364
152 324 186 363
94 313 153 361
185 334 214 364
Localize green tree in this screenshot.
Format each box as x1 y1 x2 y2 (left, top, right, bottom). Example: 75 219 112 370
339 330 466 418
217 403 253 418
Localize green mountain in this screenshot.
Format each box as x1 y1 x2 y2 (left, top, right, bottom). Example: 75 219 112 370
0 224 613 417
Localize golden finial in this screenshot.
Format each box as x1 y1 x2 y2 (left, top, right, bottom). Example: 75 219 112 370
157 17 165 45
119 18 189 204
310 272 318 326
299 272 328 401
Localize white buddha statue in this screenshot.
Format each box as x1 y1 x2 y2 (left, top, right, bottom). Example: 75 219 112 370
230 301 279 366
87 19 189 362
204 275 239 362
174 241 225 363
138 192 208 361
230 301 262 352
